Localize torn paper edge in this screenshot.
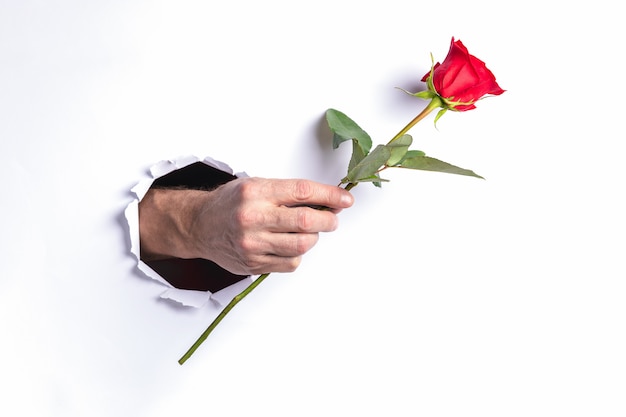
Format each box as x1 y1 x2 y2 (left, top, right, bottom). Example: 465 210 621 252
125 155 253 308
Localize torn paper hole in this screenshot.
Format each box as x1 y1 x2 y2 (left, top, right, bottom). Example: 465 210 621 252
125 155 254 308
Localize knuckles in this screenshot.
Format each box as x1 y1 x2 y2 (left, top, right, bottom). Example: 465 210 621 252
236 235 259 254
286 257 302 272
293 232 318 255
295 207 314 232
235 206 265 229
234 177 262 201
230 176 281 203
293 179 313 201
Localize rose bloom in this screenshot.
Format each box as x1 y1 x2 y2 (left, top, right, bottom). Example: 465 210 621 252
422 37 505 111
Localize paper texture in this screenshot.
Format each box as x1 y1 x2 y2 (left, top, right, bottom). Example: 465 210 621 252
125 155 253 308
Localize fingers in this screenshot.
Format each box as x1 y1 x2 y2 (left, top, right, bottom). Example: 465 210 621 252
234 233 318 275
247 254 303 275
267 231 320 257
234 178 350 234
270 179 354 210
264 205 339 233
239 231 320 259
204 177 353 275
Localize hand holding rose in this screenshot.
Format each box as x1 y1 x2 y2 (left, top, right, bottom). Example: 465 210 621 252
139 178 354 276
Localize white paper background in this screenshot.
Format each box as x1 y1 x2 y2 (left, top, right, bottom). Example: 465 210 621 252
1 1 624 416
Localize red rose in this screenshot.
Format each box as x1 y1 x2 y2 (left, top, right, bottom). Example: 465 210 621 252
422 37 505 111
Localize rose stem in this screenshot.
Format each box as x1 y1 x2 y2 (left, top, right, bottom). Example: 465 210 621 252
178 272 271 365
387 96 442 144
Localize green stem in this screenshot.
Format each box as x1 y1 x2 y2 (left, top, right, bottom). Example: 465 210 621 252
178 272 271 365
343 182 358 191
387 96 442 144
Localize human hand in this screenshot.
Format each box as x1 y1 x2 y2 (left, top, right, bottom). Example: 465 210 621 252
139 177 354 275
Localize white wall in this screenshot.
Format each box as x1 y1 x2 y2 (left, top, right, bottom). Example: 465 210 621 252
1 1 624 416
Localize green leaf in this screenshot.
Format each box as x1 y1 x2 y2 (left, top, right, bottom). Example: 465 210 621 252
346 145 391 182
399 155 484 179
326 108 372 154
348 139 367 174
400 149 426 162
385 134 412 166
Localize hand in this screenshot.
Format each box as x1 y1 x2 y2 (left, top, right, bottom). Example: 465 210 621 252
139 177 354 275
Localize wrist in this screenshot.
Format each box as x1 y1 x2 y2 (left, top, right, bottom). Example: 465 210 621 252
139 188 211 261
